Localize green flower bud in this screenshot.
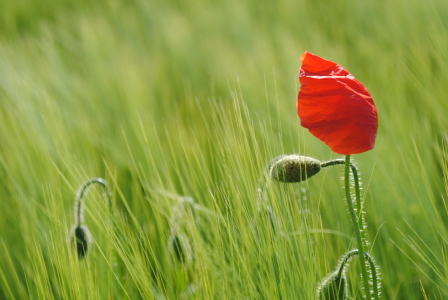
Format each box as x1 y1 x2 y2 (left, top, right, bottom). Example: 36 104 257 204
318 272 348 300
269 155 321 183
70 225 92 259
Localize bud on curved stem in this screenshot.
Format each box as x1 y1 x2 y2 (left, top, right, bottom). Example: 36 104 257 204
70 225 92 259
268 155 380 299
318 249 380 300
71 178 112 259
269 155 322 183
268 155 364 243
318 271 348 300
318 250 357 300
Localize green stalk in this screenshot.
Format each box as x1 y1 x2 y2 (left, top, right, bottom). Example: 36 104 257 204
74 178 124 294
336 249 359 278
344 155 371 299
321 159 363 240
75 178 111 226
336 249 380 300
367 253 380 300
350 163 365 251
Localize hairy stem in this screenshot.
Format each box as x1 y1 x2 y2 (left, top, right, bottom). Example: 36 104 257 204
74 178 111 226
366 253 380 300
336 249 359 278
321 159 366 250
344 155 371 299
336 249 380 300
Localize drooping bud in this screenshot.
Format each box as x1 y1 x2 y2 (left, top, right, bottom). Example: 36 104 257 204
269 155 321 183
70 178 112 260
70 225 92 259
317 272 348 300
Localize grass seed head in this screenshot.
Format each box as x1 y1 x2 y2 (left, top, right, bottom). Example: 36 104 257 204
269 155 321 183
70 225 92 259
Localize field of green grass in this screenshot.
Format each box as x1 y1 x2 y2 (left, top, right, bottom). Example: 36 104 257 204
1 0 448 299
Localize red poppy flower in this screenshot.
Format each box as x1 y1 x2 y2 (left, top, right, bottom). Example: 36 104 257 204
297 51 378 155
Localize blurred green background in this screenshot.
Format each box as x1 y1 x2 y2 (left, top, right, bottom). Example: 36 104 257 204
0 0 448 299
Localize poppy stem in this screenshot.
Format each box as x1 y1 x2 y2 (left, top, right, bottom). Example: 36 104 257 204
344 155 371 299
367 254 380 300
336 249 359 278
337 249 380 299
73 178 124 293
74 178 112 226
321 159 366 249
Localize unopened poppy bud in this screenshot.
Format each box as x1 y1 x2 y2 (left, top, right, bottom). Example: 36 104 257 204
318 272 348 300
269 155 321 183
70 178 112 260
70 225 92 259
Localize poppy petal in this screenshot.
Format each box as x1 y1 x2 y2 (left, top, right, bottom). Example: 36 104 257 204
297 51 378 155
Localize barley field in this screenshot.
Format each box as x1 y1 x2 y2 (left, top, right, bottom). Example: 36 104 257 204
1 0 448 299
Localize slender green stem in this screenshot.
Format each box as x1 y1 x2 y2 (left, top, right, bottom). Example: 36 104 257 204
74 178 111 226
336 249 380 300
366 253 380 299
350 165 362 229
336 249 359 278
344 155 371 299
322 159 366 250
324 158 380 299
320 159 346 169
